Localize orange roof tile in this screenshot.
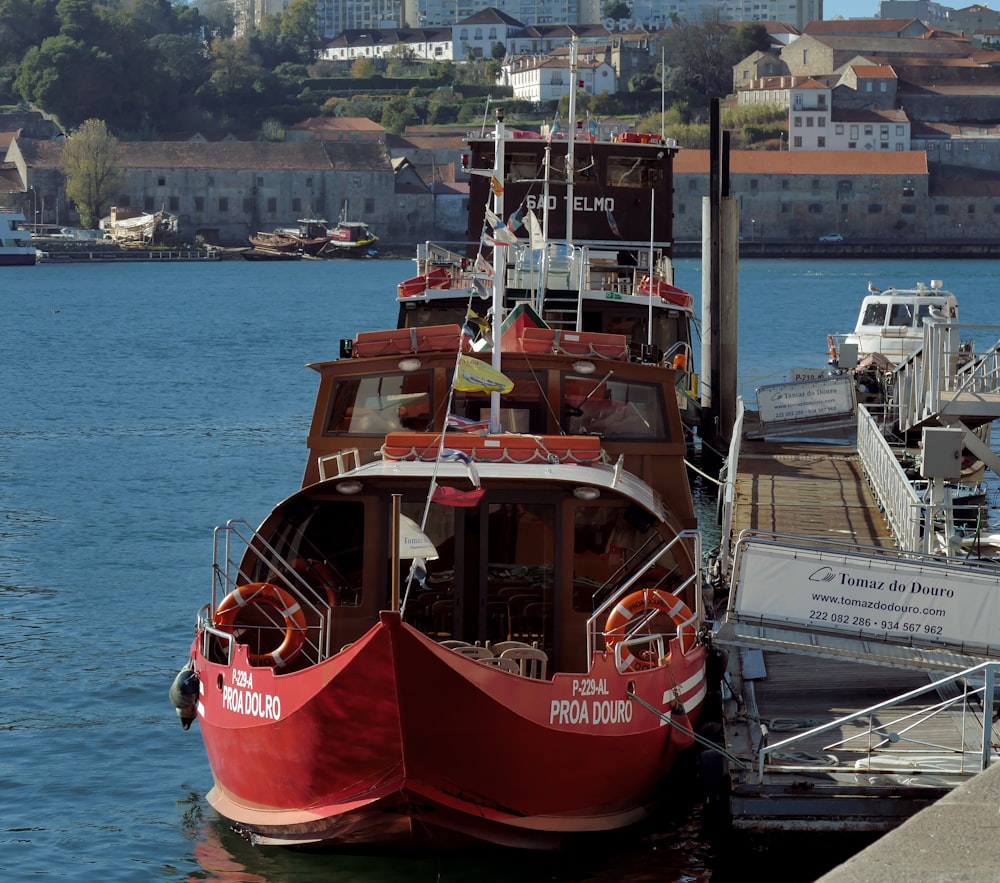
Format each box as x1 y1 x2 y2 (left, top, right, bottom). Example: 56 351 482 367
674 150 928 175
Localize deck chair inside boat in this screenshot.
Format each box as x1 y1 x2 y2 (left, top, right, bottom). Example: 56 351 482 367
478 656 519 674
499 646 548 679
450 644 494 660
431 598 455 638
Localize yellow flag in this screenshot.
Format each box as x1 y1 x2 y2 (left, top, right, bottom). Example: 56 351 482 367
489 176 504 196
453 354 513 394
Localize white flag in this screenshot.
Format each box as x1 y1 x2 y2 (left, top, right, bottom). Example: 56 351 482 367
526 209 545 251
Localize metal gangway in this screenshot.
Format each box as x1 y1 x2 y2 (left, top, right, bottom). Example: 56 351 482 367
893 320 1000 478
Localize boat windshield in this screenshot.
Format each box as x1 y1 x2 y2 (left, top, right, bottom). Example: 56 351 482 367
888 303 916 327
860 302 887 327
563 373 668 440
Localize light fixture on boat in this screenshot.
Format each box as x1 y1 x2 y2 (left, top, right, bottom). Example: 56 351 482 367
335 480 364 495
398 357 422 372
573 486 601 500
572 360 596 375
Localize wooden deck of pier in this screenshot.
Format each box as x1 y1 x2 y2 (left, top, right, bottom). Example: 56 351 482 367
712 410 994 834
729 412 895 549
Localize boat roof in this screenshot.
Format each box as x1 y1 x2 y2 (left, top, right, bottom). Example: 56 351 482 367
313 456 667 521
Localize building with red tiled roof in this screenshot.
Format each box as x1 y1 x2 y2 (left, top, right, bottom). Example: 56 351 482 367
671 150 939 244
3 136 434 245
803 18 931 39
287 117 387 143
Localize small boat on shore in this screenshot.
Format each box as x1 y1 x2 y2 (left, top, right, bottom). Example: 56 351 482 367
0 207 36 265
320 218 379 257
99 207 178 246
249 219 331 255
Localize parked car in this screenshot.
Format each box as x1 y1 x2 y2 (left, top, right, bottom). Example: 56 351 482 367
819 233 844 242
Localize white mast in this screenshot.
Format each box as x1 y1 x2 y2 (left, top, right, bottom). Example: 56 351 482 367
566 36 578 247
490 108 506 434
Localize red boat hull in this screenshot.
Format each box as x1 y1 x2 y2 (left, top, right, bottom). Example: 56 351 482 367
193 611 706 849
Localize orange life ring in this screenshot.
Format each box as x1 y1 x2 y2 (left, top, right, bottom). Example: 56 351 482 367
215 582 307 667
604 588 697 671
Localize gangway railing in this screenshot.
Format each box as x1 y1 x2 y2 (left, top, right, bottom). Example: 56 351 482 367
895 320 1000 432
751 660 1000 783
857 405 922 550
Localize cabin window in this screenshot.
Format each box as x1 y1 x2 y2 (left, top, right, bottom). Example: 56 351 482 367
572 502 679 614
607 156 662 188
861 302 887 326
286 500 365 607
326 372 434 435
453 371 545 434
562 374 667 440
401 496 555 649
889 303 916 327
508 152 539 181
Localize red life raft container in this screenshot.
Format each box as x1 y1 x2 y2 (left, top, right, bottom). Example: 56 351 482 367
398 266 452 298
518 327 629 361
382 432 603 466
352 324 461 358
638 275 693 309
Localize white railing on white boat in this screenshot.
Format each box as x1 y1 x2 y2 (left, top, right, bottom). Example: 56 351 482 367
204 519 337 664
586 528 703 669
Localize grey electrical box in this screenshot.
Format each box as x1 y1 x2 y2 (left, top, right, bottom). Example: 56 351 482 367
921 426 964 479
838 342 858 369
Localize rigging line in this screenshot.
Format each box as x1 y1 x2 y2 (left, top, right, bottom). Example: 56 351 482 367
400 312 475 618
627 692 748 766
519 350 565 434
686 458 722 486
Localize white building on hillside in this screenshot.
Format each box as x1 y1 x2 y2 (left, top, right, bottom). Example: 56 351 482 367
738 74 911 151
500 54 617 102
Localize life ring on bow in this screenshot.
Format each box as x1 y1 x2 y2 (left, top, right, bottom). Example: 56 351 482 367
604 588 697 671
215 582 307 667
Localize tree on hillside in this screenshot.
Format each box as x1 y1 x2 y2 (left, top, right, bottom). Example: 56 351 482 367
351 56 376 78
15 34 116 129
657 20 742 105
61 118 124 228
734 22 772 58
279 0 319 63
602 0 631 19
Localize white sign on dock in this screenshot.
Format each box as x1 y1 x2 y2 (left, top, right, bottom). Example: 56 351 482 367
734 541 1000 652
756 375 855 425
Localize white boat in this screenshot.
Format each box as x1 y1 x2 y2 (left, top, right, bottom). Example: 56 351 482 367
832 279 959 367
0 208 36 266
100 208 179 246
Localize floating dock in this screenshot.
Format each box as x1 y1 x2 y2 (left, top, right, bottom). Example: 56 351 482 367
34 242 221 262
710 323 1000 834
